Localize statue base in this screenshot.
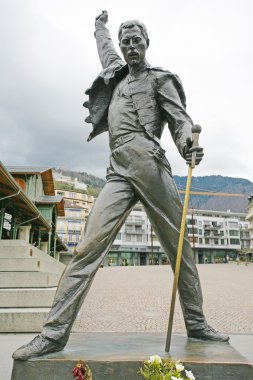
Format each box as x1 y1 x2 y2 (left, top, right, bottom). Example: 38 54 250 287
11 332 253 380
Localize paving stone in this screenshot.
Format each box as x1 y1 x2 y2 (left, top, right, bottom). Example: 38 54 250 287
72 264 253 334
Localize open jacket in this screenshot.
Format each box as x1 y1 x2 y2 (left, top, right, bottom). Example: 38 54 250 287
84 25 193 158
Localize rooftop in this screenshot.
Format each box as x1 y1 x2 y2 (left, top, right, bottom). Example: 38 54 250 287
7 166 55 196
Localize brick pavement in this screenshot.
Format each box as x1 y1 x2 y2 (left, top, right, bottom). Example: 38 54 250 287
73 263 253 334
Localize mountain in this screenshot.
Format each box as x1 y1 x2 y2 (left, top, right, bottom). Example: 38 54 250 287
55 168 253 213
174 175 253 213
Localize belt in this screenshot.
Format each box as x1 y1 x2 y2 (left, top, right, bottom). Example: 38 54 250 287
111 133 136 150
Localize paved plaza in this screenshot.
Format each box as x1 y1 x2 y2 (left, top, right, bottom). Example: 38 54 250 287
73 263 253 335
1 263 253 379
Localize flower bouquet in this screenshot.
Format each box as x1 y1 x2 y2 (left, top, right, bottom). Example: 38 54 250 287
139 355 195 380
73 360 92 380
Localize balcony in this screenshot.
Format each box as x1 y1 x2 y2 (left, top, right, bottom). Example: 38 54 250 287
204 232 224 237
125 219 144 226
204 224 222 230
125 228 145 234
65 213 87 220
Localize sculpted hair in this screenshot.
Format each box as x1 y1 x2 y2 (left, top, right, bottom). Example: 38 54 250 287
118 20 149 42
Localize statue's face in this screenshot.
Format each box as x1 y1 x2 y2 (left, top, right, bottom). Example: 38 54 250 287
119 26 148 66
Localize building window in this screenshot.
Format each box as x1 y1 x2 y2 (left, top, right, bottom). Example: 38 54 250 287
187 218 197 225
108 253 118 266
205 238 209 244
124 234 131 242
116 233 121 240
69 192 76 198
214 239 219 245
187 227 198 234
229 230 239 236
228 221 238 228
230 239 240 245
199 238 203 244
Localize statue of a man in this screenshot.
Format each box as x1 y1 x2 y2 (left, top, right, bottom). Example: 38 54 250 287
13 11 228 361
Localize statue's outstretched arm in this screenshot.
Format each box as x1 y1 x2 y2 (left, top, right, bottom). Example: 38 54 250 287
94 11 123 69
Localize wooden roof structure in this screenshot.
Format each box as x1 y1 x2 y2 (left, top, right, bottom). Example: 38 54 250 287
7 166 55 196
0 162 50 229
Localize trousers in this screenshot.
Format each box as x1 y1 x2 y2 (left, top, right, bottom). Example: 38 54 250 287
42 132 207 345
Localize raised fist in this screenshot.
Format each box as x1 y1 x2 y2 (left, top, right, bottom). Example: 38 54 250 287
95 10 108 25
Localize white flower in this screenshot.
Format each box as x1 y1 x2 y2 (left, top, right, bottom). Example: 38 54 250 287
148 355 162 364
185 369 195 380
171 377 182 380
176 362 185 372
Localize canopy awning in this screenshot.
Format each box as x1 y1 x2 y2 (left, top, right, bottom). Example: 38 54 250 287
0 162 51 229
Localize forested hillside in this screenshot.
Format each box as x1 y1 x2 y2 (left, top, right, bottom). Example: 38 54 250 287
55 168 253 213
174 175 253 212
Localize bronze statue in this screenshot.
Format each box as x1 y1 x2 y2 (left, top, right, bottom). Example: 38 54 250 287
13 11 229 361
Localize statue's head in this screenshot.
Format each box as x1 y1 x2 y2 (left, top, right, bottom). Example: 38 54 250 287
118 20 150 66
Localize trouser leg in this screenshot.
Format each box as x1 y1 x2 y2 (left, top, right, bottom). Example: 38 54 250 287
142 178 207 331
126 150 207 332
42 177 137 345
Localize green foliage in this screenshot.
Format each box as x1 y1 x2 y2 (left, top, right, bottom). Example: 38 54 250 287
54 180 102 197
139 357 194 380
54 181 76 191
85 187 103 197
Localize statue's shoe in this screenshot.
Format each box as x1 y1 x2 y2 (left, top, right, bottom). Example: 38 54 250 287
188 326 229 342
12 335 64 360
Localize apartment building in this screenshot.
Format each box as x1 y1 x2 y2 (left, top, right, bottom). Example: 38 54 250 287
246 195 253 259
53 179 250 266
106 203 167 266
55 189 95 256
186 209 250 264
105 205 250 266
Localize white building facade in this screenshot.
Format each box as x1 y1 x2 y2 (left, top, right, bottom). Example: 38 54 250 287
246 195 253 260
186 209 250 264
55 189 95 261
54 185 250 266
105 205 250 266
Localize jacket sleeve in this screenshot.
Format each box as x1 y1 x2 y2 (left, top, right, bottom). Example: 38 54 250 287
95 22 123 69
156 73 193 158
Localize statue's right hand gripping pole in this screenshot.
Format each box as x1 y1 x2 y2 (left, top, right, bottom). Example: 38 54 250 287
190 124 202 169
165 124 202 352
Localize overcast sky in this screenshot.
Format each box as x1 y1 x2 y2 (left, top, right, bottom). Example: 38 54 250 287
1 0 252 181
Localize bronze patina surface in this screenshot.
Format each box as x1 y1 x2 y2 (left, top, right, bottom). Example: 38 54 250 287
11 333 253 380
13 11 229 362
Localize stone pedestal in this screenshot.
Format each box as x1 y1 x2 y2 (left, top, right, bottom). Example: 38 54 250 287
11 333 253 380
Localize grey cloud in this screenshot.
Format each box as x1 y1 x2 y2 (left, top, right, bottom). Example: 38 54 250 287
1 0 253 182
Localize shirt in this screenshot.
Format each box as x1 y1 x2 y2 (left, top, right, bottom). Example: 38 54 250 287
108 70 147 145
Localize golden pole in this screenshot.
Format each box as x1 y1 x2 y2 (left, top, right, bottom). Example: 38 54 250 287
165 124 201 352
